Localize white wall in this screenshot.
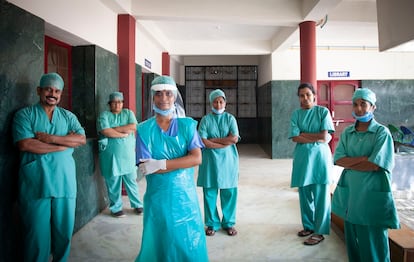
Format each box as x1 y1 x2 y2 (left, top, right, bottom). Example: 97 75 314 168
9 0 118 54
271 50 301 81
135 22 164 75
8 0 167 76
169 56 183 85
318 49 414 80
258 55 273 87
272 47 414 81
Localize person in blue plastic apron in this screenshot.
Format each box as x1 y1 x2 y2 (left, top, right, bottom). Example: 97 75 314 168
197 89 240 237
332 87 400 261
12 72 86 262
97 91 143 218
288 82 335 245
135 75 209 262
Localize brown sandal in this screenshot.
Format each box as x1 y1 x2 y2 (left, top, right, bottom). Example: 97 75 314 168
224 227 238 236
205 227 215 236
297 229 314 237
304 234 324 245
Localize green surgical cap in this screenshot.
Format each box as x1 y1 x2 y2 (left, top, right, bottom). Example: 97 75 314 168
209 89 226 103
39 73 64 90
151 75 177 91
109 92 123 102
352 88 376 106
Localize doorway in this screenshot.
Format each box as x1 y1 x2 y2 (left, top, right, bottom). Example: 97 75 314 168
317 80 360 152
44 36 72 110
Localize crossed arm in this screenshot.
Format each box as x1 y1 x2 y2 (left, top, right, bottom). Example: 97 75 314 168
100 123 136 138
161 147 202 173
292 130 330 144
335 156 380 171
202 133 239 149
17 132 86 154
141 147 202 175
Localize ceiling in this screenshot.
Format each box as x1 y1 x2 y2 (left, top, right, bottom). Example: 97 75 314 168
128 0 380 56
46 0 414 57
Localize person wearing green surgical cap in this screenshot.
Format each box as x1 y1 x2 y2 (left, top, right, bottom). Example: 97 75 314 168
12 72 86 261
332 87 400 261
197 89 240 237
289 83 335 245
97 91 143 218
135 75 208 262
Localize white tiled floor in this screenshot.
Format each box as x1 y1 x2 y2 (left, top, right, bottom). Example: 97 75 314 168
69 144 348 262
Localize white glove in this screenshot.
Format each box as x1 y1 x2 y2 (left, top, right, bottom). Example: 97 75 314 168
139 158 167 175
326 133 332 143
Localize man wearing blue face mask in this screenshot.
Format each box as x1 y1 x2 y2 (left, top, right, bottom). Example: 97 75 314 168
332 87 400 262
197 89 240 237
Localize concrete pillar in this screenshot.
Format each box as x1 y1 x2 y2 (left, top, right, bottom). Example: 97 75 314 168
117 14 136 114
299 21 317 89
162 52 170 76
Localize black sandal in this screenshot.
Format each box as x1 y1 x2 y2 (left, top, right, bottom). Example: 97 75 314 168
304 234 324 245
297 229 314 237
224 227 238 236
205 227 215 236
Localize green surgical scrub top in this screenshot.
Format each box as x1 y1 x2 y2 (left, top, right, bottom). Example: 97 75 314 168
97 109 137 177
197 112 240 188
332 119 400 228
289 105 335 187
12 103 85 200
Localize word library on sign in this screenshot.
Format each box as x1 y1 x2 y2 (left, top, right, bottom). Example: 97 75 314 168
328 71 350 77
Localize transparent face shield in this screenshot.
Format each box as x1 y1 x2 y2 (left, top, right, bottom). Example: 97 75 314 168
150 89 186 118
174 90 185 117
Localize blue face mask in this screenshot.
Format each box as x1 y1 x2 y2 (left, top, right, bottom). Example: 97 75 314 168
153 104 175 116
212 107 225 115
352 111 374 122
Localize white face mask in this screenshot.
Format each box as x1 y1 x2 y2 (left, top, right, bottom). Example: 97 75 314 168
212 107 225 115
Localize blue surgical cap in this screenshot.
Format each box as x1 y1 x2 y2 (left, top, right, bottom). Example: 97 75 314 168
209 89 226 103
109 92 123 102
39 73 64 90
352 88 376 106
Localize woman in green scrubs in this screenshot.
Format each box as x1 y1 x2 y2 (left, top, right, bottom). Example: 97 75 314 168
332 88 400 261
289 82 335 245
97 92 143 217
12 73 86 262
197 89 240 236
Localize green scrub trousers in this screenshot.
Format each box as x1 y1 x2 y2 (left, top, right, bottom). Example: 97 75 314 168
344 221 389 262
203 187 238 230
19 198 76 262
298 184 331 235
105 171 142 213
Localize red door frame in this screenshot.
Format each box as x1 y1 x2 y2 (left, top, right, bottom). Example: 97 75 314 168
317 80 360 152
44 36 73 110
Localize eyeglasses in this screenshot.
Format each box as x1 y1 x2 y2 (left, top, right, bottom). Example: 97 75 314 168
110 101 123 104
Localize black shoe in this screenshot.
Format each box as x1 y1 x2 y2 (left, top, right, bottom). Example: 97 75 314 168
111 210 126 218
134 207 143 215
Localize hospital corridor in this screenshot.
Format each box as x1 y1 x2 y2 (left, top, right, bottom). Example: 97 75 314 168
68 144 348 262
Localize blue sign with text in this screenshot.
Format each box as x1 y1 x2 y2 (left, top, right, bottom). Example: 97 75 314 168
328 71 350 77
145 59 151 69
